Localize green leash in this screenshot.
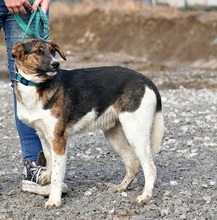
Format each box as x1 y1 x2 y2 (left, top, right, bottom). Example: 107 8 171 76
14 0 50 41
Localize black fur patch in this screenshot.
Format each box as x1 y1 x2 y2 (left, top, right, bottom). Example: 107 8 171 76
39 66 162 123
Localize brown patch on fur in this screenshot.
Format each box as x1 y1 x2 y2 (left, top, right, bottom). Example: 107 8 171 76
14 82 22 103
11 42 24 60
115 86 144 113
20 46 46 74
49 87 65 117
50 87 67 155
11 41 40 75
52 129 67 155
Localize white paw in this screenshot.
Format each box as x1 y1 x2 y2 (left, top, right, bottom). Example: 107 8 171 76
45 198 61 210
39 171 51 186
136 191 152 206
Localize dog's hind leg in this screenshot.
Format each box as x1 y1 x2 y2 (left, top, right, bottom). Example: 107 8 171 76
119 90 160 206
104 122 140 192
120 114 156 205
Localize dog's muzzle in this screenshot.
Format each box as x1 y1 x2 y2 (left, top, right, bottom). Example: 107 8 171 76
45 61 60 76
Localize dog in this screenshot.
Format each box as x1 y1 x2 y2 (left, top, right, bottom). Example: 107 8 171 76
11 39 164 209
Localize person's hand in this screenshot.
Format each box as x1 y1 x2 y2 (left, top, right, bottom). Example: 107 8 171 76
4 0 32 14
32 0 51 13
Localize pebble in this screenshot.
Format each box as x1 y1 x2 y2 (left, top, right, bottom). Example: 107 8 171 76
7 190 17 196
170 180 178 186
84 191 92 196
160 208 169 217
209 181 216 186
120 192 127 197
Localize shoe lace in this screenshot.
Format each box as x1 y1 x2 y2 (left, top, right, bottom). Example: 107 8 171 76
29 164 46 184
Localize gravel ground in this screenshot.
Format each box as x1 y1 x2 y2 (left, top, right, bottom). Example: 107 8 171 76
0 73 216 219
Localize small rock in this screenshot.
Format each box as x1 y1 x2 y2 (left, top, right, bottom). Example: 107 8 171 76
180 213 187 219
84 191 92 196
7 190 17 196
189 152 198 158
174 199 182 206
203 196 211 203
121 192 127 197
160 208 169 217
163 191 171 196
202 183 208 188
209 181 216 186
170 181 178 186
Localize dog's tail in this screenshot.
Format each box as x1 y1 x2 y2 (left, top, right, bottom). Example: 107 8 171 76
151 111 164 158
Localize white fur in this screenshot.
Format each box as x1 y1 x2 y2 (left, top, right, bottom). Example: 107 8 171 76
67 106 118 135
151 112 164 157
118 87 158 204
16 83 57 136
16 82 60 203
45 151 66 208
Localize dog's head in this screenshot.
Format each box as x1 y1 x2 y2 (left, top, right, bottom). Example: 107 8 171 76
11 39 67 82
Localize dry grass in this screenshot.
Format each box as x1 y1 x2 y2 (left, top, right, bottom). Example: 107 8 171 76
50 0 180 21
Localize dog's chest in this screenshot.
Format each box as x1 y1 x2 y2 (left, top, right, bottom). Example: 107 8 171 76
16 85 53 125
18 85 39 108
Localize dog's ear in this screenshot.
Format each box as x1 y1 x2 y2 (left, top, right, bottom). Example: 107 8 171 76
11 42 24 59
48 40 67 61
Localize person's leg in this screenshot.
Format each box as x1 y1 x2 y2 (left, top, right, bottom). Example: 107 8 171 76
1 5 68 195
3 8 42 162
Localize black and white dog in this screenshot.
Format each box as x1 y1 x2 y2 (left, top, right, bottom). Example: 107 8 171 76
11 39 164 209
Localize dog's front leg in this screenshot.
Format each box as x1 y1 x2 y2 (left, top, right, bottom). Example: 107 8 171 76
45 133 67 209
45 152 66 209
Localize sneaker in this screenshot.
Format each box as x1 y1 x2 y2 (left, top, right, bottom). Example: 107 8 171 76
22 156 68 196
23 158 46 184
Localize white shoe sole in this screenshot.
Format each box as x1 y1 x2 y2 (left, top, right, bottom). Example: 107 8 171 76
22 180 68 196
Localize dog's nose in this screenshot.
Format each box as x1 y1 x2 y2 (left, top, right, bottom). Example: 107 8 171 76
51 61 60 69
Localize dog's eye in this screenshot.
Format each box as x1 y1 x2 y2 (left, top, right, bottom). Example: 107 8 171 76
34 50 43 55
50 49 56 56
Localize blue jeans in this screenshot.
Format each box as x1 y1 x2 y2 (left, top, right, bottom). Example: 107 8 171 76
0 2 42 162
